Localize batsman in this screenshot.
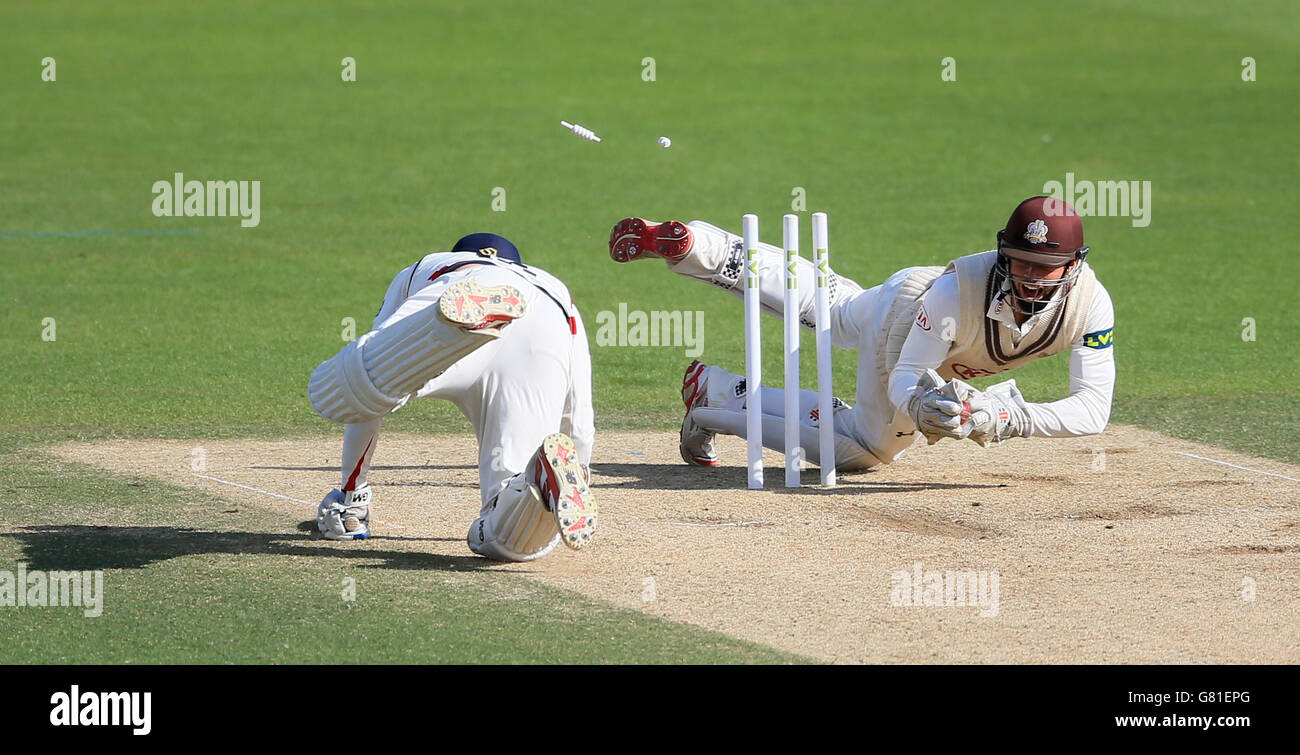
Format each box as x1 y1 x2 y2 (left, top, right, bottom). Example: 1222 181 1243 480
608 196 1115 471
307 233 596 561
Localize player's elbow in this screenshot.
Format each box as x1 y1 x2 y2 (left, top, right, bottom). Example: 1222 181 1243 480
1077 414 1108 437
1077 391 1112 436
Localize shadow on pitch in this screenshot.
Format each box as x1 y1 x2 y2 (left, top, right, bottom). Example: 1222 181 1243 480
247 464 478 472
594 462 1009 494
1 525 489 573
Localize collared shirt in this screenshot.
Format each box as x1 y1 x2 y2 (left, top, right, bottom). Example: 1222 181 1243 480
987 280 1062 347
889 271 1116 438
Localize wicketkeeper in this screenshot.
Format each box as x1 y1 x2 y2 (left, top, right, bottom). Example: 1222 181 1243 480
307 233 596 561
608 196 1115 471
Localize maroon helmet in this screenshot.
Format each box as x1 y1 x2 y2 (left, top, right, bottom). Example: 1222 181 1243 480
994 196 1090 315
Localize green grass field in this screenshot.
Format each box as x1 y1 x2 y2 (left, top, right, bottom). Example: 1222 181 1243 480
0 452 801 663
1 0 1296 663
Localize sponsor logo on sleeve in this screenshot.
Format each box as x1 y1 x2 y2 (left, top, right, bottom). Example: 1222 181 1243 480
915 305 931 331
1083 327 1114 349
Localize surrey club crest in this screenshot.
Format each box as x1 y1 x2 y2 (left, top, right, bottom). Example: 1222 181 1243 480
1024 219 1049 245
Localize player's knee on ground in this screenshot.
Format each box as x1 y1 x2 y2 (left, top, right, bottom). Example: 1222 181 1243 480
309 280 525 424
468 475 561 562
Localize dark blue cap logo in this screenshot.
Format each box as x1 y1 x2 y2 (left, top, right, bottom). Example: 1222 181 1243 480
451 233 521 264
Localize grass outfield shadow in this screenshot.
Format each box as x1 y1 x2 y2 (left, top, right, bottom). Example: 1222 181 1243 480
594 462 1011 493
1 525 489 573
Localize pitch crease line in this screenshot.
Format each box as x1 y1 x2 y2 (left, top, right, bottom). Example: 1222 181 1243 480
1174 452 1300 483
192 473 315 505
654 520 771 528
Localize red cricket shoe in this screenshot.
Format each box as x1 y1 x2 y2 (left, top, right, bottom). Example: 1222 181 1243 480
679 360 720 466
608 218 693 263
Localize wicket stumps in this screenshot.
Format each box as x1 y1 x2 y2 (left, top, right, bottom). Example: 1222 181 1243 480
743 214 763 489
812 212 836 487
742 212 836 489
783 215 801 487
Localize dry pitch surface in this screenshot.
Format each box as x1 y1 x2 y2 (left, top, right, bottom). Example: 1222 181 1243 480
50 427 1300 664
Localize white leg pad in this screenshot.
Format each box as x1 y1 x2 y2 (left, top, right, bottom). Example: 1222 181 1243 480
468 475 561 562
309 286 502 424
363 286 500 398
308 333 406 424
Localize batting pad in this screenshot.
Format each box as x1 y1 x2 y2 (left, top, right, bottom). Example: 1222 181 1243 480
309 287 503 424
468 475 560 562
309 335 404 424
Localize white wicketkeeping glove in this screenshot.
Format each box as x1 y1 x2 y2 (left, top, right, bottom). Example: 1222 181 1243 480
963 379 1028 447
907 370 966 445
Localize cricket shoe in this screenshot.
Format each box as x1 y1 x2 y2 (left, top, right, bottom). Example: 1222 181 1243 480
679 360 720 466
529 433 596 549
438 279 526 334
608 218 693 263
318 484 372 540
